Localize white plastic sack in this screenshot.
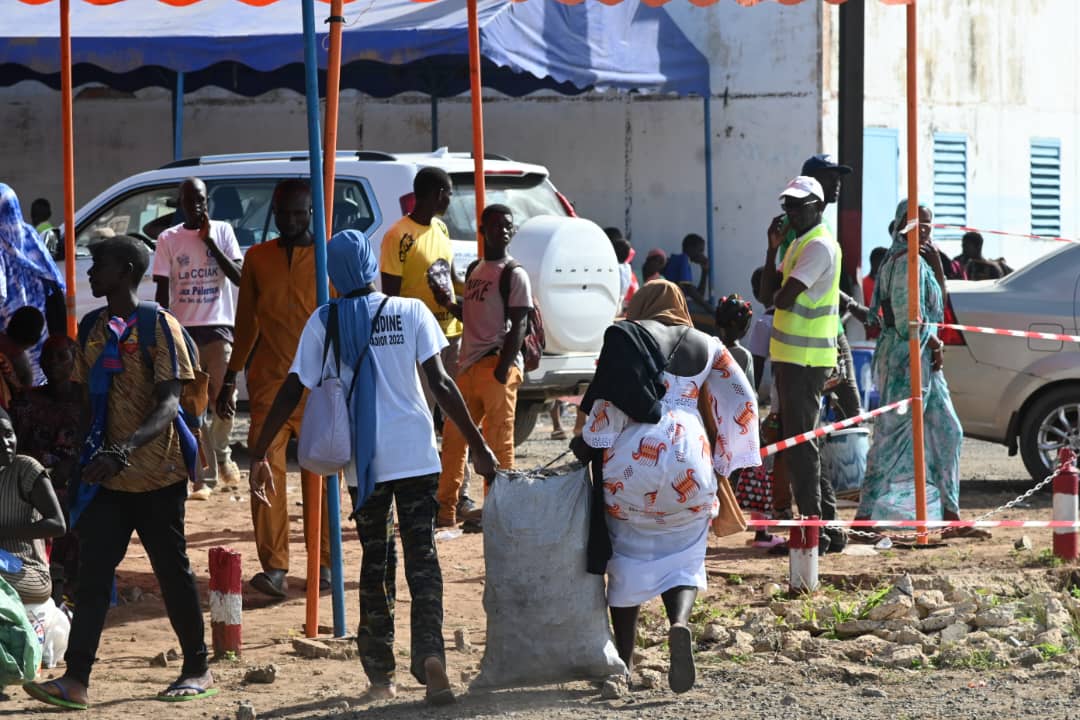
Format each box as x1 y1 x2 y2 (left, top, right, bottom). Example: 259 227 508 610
473 467 626 688
298 375 351 476
25 598 70 669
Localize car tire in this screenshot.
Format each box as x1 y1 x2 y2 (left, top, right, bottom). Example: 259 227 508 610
1019 385 1080 482
514 400 544 447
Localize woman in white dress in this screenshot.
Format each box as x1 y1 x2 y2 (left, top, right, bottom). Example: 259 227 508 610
573 281 760 693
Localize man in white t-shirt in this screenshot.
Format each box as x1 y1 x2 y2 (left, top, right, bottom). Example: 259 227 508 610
152 177 243 500
246 229 496 706
431 204 531 527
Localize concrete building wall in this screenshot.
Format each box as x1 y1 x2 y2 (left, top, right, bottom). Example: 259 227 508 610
0 0 821 304
823 0 1080 270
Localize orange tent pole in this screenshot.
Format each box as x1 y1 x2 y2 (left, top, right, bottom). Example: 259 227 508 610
321 0 349 639
905 1 928 544
467 0 486 256
323 0 343 232
60 0 76 337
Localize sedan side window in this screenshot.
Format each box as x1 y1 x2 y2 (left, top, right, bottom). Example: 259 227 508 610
205 181 277 248
265 179 375 242
75 186 177 256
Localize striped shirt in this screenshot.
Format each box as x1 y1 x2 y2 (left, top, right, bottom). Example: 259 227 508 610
0 455 51 603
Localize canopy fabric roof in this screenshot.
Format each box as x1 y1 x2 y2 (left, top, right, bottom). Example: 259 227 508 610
11 0 916 6
2 0 710 97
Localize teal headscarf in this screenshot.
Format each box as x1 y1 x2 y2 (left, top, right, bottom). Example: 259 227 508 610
867 199 942 340
888 199 930 254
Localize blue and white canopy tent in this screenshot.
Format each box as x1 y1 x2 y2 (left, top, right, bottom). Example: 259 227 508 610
2 1 707 101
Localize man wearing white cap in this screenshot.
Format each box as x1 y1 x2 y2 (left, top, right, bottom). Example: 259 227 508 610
758 176 844 555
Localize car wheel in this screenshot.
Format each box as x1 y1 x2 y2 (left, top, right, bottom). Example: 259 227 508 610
1019 386 1080 482
514 400 544 447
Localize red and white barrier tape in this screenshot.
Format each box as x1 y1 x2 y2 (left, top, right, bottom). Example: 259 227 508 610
894 220 1079 245
752 518 1080 529
933 224 1080 245
921 322 1080 344
759 398 911 458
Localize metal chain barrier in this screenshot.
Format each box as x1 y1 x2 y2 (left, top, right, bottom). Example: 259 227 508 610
828 472 1057 545
972 472 1056 523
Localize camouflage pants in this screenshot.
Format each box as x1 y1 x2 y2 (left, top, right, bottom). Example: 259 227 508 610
352 473 445 686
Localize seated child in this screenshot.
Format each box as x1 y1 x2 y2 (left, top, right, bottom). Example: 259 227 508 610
642 249 668 284
716 294 782 548
11 336 81 487
715 294 754 388
745 267 774 394
0 406 66 605
0 307 46 406
11 336 82 602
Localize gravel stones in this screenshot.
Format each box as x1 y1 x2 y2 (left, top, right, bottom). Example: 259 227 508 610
291 638 332 659
835 619 884 639
975 607 1015 628
940 622 970 644
638 669 662 689
842 635 892 663
244 664 278 684
454 628 474 652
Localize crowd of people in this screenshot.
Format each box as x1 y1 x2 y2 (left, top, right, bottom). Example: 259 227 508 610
0 150 1001 709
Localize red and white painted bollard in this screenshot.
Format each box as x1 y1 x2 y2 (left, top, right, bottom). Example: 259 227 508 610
208 547 242 658
1052 448 1079 562
788 516 819 593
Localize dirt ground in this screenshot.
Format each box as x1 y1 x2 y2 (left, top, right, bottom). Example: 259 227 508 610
6 410 1078 720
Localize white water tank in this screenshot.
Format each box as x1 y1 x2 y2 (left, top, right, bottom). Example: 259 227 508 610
511 216 620 354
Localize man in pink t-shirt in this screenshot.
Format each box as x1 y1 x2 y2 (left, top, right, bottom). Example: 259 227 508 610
152 177 244 500
431 204 531 527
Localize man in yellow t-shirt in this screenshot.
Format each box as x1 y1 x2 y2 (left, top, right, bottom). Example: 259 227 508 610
380 168 463 339
380 167 478 518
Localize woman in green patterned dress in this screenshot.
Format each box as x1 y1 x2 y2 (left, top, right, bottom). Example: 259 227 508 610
856 200 982 539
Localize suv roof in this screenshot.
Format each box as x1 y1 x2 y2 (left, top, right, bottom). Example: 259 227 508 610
158 148 536 174
72 148 553 231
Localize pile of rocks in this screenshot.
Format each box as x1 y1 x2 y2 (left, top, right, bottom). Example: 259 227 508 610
689 575 1080 671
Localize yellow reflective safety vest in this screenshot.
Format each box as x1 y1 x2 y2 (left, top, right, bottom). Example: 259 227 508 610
769 223 841 367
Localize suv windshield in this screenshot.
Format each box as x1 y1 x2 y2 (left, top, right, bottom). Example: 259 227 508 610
443 173 569 240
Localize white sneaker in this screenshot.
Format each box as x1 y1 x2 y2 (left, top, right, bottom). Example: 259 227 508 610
188 484 213 501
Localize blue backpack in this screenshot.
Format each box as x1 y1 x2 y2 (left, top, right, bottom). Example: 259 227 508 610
77 301 207 431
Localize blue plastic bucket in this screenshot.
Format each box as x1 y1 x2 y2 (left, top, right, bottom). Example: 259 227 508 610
849 340 879 410
821 427 870 496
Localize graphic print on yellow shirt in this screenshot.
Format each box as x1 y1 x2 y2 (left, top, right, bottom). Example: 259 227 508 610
379 215 463 338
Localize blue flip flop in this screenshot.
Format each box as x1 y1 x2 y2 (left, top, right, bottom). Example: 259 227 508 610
23 679 89 711
155 682 219 703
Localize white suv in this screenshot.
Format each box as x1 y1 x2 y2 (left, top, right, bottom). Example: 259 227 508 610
63 149 618 443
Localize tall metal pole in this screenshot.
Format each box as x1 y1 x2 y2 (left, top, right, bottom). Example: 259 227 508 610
467 0 486 255
837 0 865 279
301 0 328 637
321 0 348 639
905 1 928 544
323 1 343 232
173 71 185 162
60 0 76 337
431 95 439 152
703 94 714 298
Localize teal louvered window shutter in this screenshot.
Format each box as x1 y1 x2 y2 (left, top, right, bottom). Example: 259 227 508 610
1030 139 1061 237
932 133 968 240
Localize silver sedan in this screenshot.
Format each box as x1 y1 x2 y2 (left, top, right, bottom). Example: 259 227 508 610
943 242 1080 481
